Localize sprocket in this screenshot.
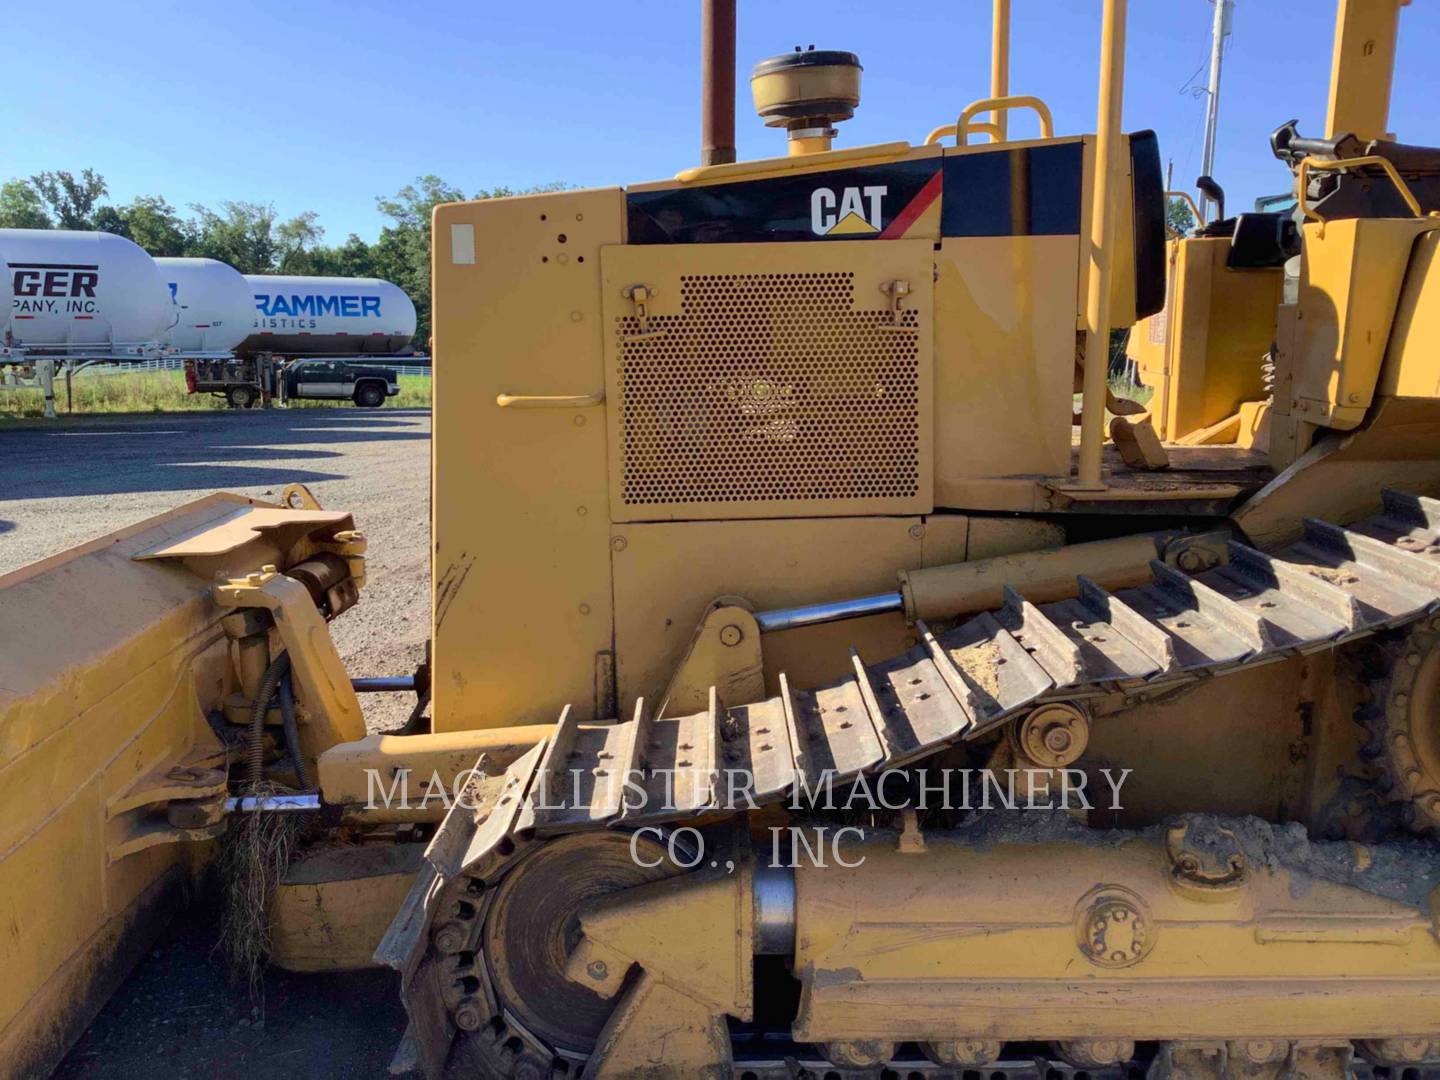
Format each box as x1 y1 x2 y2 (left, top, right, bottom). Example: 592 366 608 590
1357 618 1440 832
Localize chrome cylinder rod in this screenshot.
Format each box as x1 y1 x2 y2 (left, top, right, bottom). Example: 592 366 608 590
225 793 321 813
753 592 903 633
752 862 796 955
351 675 417 693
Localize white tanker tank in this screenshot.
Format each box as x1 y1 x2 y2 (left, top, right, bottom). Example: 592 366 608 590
0 229 174 355
155 257 254 355
238 274 416 357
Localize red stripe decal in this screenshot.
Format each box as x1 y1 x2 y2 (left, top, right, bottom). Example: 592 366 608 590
879 168 943 239
73 315 94 320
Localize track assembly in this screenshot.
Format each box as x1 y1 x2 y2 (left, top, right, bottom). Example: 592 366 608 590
379 490 1440 1078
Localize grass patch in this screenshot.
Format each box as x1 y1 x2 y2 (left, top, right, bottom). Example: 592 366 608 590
0 369 431 419
1072 377 1155 411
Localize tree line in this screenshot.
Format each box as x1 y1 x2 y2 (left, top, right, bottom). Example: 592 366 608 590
0 170 566 346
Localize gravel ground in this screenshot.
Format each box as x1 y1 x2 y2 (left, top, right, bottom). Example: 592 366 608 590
0 406 433 731
52 899 408 1080
0 407 431 1076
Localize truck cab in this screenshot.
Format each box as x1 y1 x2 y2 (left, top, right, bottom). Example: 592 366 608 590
283 358 399 408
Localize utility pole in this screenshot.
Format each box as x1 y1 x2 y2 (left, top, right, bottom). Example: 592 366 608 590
1198 0 1234 221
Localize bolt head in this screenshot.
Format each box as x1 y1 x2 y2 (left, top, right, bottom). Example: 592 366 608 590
434 925 466 953
586 960 608 981
1044 726 1073 753
719 624 743 647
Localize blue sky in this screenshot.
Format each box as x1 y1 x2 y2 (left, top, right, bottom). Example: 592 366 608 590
8 1 1438 241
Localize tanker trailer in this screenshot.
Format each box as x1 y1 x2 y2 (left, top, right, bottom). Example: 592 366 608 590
238 274 416 357
0 228 174 357
155 257 253 355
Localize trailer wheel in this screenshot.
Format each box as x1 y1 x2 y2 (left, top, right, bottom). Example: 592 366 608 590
227 385 258 409
353 382 385 409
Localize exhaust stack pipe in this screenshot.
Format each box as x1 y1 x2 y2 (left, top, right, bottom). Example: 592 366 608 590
701 0 737 166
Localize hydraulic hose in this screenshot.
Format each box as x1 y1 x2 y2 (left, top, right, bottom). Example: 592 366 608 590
246 651 292 789
277 670 311 790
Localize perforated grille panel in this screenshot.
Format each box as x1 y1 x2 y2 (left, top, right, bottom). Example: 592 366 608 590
612 270 925 516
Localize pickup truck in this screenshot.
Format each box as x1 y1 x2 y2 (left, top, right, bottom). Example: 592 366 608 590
185 357 401 408
281 358 400 408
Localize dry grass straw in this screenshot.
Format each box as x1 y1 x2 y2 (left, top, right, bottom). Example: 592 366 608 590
216 782 306 1001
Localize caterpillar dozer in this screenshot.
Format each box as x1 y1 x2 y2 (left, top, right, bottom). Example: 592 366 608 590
8 0 1440 1077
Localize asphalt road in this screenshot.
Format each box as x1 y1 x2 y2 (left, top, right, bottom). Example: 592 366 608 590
0 407 431 1077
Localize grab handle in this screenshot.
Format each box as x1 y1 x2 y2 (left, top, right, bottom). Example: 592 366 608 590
496 392 605 409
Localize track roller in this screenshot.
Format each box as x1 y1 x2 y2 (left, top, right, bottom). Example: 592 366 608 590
1054 1038 1136 1068
922 1038 1003 1067
823 1040 895 1069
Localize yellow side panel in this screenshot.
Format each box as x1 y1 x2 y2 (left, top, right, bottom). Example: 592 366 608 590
1159 238 1281 441
1380 229 1440 399
1292 217 1436 431
933 235 1078 493
600 240 935 522
431 189 623 730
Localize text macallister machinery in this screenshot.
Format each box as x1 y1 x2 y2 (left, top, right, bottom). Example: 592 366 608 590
6 0 1440 1076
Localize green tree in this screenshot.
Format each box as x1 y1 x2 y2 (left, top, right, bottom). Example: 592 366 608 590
275 210 324 273
294 233 376 277
30 168 109 229
1167 196 1196 236
0 179 53 229
90 204 130 238
120 196 189 256
332 234 377 277
188 201 280 273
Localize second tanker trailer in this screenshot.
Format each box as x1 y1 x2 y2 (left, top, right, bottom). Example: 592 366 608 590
238 274 416 357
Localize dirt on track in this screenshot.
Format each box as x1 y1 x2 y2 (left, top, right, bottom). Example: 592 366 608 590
0 406 433 732
0 406 432 1076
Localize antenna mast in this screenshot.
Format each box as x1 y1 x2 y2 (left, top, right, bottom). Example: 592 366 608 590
1198 0 1234 220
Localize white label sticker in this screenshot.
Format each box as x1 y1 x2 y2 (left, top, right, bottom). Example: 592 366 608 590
450 223 475 265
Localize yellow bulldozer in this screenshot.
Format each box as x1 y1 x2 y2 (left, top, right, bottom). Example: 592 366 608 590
8 0 1440 1076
